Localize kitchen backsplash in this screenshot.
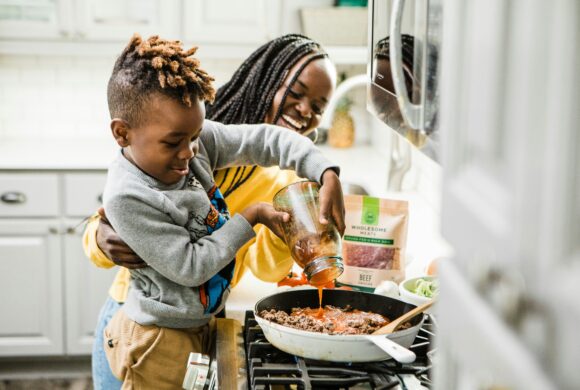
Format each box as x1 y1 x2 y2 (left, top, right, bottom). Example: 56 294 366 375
0 54 244 139
0 55 368 141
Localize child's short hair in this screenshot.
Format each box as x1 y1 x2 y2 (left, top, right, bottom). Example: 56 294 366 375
107 34 216 125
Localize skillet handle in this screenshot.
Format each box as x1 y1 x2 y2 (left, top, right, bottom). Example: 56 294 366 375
365 335 416 364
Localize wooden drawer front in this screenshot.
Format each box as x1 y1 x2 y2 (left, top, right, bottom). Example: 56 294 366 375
64 173 107 217
0 174 59 217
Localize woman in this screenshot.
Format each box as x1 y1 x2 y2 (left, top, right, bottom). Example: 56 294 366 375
84 34 336 389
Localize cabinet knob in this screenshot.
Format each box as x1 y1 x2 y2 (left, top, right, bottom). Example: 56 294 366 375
1 192 27 204
49 227 59 234
98 194 103 203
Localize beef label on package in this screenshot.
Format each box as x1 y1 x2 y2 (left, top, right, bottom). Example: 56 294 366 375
337 195 409 292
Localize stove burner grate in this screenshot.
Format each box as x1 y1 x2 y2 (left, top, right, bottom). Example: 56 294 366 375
244 311 435 390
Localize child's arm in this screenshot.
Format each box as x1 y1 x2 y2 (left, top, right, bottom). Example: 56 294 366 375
202 121 335 181
202 120 345 234
317 168 345 234
105 191 286 288
238 202 289 239
232 172 344 286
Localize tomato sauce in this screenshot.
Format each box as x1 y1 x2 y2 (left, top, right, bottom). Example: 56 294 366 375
317 287 324 317
289 306 389 334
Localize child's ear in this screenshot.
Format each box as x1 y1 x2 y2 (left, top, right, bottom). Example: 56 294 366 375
110 118 130 147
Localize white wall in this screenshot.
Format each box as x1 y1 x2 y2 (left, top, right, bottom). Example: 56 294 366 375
0 54 243 139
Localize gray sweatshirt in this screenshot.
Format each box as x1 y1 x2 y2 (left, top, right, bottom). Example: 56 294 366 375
103 119 338 328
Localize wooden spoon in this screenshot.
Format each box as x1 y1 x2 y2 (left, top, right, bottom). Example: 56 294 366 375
373 300 435 335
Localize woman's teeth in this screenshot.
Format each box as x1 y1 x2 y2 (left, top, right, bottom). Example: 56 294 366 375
282 114 306 129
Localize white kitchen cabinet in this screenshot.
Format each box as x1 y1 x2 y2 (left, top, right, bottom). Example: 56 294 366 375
0 0 367 64
0 219 63 356
74 0 179 41
0 173 59 217
62 172 115 355
182 0 278 45
0 0 179 41
0 171 115 357
63 218 117 355
63 172 106 217
0 0 270 44
0 0 73 40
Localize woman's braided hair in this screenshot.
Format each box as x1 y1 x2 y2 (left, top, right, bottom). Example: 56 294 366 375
207 34 328 197
107 34 216 125
374 34 438 121
207 34 326 125
375 34 415 98
375 34 415 70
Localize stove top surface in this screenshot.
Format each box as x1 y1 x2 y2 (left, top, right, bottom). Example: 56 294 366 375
242 311 435 390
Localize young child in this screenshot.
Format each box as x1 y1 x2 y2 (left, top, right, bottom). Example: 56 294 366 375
101 34 344 389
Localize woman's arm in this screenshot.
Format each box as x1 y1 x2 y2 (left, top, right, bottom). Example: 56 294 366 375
82 208 146 269
82 213 115 268
232 225 294 287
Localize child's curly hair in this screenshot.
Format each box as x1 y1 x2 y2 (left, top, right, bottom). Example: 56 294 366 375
107 34 215 125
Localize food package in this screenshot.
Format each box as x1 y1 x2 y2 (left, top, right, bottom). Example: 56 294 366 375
337 195 409 292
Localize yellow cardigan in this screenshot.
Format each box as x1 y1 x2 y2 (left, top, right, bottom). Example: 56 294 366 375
83 165 298 303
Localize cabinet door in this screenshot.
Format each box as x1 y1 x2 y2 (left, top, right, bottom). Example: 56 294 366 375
63 218 117 355
0 173 59 217
0 220 63 356
63 172 106 217
74 0 179 41
182 0 278 45
0 0 73 39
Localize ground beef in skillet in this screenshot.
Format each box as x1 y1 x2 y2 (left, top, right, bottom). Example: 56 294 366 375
259 305 411 335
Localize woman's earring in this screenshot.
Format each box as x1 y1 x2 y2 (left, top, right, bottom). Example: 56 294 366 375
307 128 319 144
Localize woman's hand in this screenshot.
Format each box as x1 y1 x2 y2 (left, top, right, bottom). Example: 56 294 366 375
96 207 146 269
240 202 290 241
318 169 346 236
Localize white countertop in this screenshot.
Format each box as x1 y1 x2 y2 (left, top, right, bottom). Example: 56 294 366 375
0 137 118 170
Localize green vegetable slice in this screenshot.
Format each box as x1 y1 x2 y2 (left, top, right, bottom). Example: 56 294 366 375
411 278 438 298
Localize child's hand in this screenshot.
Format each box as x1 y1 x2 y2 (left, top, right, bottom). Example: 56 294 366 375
240 202 290 241
318 169 346 235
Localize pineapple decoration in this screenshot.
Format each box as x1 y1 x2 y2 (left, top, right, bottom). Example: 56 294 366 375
328 73 355 148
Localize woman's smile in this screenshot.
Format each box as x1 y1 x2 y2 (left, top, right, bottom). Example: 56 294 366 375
281 113 308 132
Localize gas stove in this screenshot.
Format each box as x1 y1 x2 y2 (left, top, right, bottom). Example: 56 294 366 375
209 311 435 389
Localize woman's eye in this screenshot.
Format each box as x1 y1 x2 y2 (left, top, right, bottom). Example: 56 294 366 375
287 88 303 99
164 141 179 147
